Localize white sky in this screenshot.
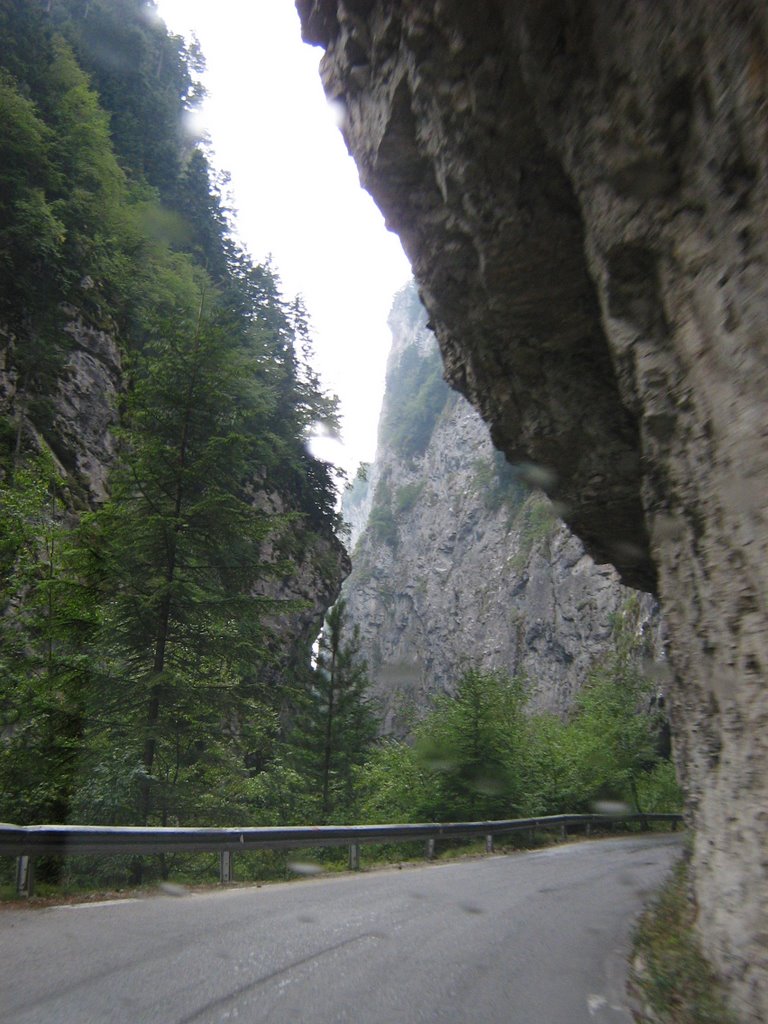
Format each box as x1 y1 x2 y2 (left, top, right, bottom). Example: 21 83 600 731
154 0 411 478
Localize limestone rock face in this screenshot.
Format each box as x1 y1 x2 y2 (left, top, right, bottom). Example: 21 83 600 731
0 317 348 668
298 2 768 1016
1 317 122 505
343 285 657 736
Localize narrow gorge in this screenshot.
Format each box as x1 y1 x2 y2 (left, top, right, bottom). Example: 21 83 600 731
298 1 768 1018
343 283 659 736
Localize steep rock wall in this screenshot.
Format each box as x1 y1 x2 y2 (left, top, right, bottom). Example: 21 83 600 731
0 318 349 667
343 285 658 736
298 2 768 1017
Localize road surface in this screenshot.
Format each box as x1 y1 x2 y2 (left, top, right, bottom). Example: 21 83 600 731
0 834 682 1024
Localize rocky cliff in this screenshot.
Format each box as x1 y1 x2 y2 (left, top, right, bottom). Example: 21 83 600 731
298 2 768 1017
343 283 658 735
0 317 348 669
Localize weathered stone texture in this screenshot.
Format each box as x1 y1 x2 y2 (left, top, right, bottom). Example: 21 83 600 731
343 285 658 736
298 1 768 1017
1 316 349 673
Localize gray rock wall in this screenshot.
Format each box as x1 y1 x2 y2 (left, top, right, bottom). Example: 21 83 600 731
343 285 658 736
298 2 768 1016
0 316 348 671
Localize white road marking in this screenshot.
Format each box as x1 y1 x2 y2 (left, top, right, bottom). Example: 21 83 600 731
51 898 140 910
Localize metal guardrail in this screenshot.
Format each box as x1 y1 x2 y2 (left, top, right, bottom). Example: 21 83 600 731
1 813 682 896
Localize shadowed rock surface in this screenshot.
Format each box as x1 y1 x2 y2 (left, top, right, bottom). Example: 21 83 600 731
297 1 768 1018
0 317 349 677
342 284 659 736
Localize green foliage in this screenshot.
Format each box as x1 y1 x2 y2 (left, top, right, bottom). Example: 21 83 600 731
0 0 349 862
413 669 529 821
51 0 203 194
287 600 378 823
0 445 96 827
564 599 665 813
394 480 425 515
635 760 684 814
381 343 449 461
632 859 737 1024
354 740 437 824
356 602 680 829
79 297 290 826
471 450 526 515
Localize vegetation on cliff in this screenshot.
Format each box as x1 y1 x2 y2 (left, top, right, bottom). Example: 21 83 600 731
357 599 680 826
0 7 678 892
0 0 344 839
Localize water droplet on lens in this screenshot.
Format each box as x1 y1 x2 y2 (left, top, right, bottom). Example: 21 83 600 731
159 882 188 897
287 860 324 876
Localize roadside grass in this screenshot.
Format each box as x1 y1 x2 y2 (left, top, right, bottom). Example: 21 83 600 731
1 823 679 907
630 858 737 1024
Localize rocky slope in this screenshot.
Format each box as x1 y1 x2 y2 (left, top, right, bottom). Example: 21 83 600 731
343 284 658 736
0 317 348 668
298 2 768 1017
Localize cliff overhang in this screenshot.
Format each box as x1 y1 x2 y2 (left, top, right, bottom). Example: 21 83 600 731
297 2 768 1018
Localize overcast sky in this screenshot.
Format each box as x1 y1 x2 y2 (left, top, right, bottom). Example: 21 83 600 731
154 0 412 477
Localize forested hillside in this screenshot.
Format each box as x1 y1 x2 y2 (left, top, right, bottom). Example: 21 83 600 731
0 4 680 898
0 0 348 842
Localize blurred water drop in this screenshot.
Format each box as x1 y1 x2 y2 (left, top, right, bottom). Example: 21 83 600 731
159 882 188 897
550 500 570 519
287 860 324 876
421 756 458 772
514 462 557 490
592 800 630 816
653 514 685 543
327 99 347 129
610 540 646 564
469 774 505 796
306 420 344 464
641 657 673 685
181 108 207 143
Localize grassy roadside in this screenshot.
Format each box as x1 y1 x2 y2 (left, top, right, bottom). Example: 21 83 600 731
629 858 737 1024
1 825 664 907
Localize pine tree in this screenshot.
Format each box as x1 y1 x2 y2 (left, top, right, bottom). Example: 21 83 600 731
289 599 378 822
83 293 290 829
0 445 96 830
564 597 666 814
414 669 528 822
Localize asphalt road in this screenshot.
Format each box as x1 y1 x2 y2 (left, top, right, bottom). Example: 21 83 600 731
0 834 682 1024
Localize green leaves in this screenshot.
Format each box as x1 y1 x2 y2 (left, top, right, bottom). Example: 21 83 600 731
413 669 528 821
0 0 346 846
287 599 378 823
354 604 680 827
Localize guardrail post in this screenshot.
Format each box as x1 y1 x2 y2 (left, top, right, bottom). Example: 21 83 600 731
425 838 435 860
16 855 34 897
219 850 233 884
348 843 360 871
585 823 591 836
485 834 493 854
560 825 567 839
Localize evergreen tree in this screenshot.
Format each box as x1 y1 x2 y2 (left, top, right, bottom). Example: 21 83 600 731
289 600 378 822
0 0 348 855
0 445 96 829
82 294 290 828
563 597 667 814
414 669 528 821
